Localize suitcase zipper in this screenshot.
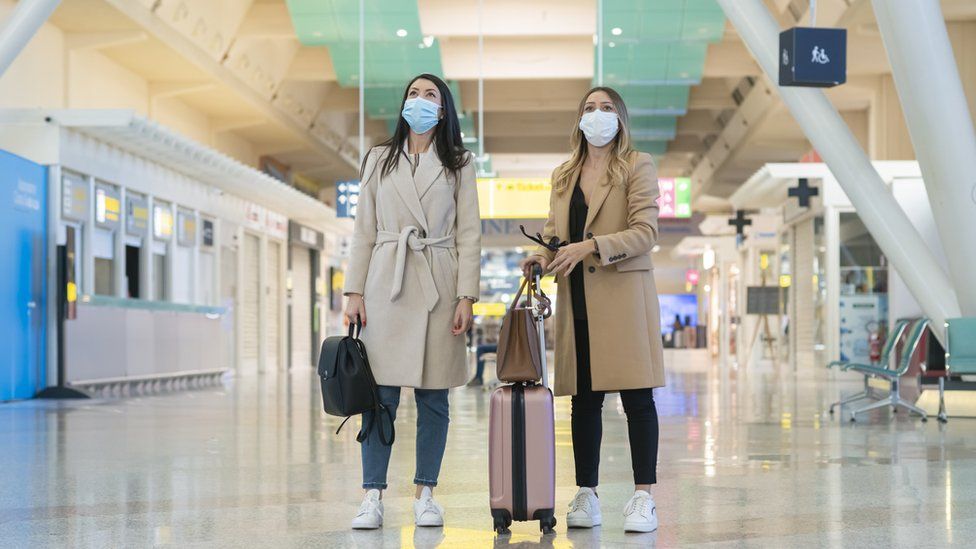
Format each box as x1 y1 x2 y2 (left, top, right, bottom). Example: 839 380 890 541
512 383 527 521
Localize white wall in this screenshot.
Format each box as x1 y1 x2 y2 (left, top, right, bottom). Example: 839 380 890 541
0 2 64 108
0 1 259 170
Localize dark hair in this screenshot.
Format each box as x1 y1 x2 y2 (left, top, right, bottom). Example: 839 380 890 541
362 73 470 183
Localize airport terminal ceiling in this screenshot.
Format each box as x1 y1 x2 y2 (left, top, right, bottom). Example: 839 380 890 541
35 0 976 218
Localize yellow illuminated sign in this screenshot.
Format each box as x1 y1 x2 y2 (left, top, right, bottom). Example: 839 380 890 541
760 253 769 270
477 178 551 219
473 302 507 317
779 274 792 288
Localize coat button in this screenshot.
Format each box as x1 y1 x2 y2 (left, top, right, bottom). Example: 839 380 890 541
586 232 593 239
588 266 596 273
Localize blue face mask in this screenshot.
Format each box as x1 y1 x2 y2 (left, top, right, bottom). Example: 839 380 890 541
401 97 441 134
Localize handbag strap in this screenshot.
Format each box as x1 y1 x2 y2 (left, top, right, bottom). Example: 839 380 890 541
510 276 539 311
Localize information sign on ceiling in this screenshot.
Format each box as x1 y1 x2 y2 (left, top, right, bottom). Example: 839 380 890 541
337 180 361 218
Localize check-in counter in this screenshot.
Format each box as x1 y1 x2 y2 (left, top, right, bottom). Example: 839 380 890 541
65 296 229 385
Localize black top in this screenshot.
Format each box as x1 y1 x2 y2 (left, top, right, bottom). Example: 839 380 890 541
569 180 588 320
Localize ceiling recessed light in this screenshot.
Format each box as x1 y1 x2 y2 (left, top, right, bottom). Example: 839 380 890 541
396 28 408 37
611 27 623 36
608 41 616 48
422 35 435 48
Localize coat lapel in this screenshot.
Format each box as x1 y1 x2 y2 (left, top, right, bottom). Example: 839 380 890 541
583 174 611 230
415 149 445 200
391 151 430 233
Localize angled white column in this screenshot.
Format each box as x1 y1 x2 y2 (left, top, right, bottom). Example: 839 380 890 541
0 0 61 77
716 0 960 342
871 0 976 315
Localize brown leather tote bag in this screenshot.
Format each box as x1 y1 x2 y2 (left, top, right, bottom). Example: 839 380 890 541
496 276 550 383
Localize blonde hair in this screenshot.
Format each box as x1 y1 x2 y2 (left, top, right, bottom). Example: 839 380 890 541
551 86 636 193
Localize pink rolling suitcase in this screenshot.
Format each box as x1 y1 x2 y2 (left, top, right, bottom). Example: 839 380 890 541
489 269 556 534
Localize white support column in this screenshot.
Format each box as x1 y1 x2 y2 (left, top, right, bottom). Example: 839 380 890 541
716 0 961 343
0 0 60 77
871 0 976 315
825 204 841 364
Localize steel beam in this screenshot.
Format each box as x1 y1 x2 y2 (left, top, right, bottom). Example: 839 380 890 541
0 0 61 78
872 0 976 315
716 0 960 342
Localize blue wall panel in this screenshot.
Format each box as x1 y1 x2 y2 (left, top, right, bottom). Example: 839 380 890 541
0 150 47 401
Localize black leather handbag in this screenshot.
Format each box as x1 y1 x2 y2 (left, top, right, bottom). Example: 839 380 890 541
318 320 394 446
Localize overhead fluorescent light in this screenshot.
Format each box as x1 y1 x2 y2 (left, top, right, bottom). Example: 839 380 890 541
611 27 623 36
396 29 408 37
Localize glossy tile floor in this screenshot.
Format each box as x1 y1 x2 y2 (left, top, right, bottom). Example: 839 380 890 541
3 350 976 548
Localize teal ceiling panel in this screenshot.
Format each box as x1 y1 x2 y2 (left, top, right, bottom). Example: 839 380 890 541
614 85 690 115
287 0 462 137
634 140 669 155
628 116 678 140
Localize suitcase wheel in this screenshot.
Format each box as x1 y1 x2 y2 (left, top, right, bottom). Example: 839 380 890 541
540 515 556 535
492 510 512 535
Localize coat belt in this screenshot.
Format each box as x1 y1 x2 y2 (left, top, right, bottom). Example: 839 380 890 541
376 227 455 312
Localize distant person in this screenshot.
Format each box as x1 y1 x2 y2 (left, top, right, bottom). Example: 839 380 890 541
520 86 664 533
672 314 684 348
343 73 481 530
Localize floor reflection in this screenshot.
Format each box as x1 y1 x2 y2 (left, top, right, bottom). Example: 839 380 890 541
1 349 973 547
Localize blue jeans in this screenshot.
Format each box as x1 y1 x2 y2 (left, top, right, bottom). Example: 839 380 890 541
361 385 450 489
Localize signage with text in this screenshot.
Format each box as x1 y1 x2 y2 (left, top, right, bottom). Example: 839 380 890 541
657 178 691 219
477 178 551 219
126 194 149 237
153 204 173 240
95 184 121 229
337 180 360 218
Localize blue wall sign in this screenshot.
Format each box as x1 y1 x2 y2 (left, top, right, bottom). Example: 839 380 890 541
336 180 361 218
1 149 48 401
779 27 847 88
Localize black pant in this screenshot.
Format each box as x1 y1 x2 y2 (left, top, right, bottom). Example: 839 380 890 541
571 319 659 487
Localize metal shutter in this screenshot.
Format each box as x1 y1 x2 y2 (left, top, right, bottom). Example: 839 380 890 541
290 246 312 368
241 233 260 373
266 241 281 370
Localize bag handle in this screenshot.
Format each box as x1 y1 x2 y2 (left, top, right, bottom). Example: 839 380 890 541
510 275 540 312
348 317 362 338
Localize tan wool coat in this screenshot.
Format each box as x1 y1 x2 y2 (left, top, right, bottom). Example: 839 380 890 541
532 151 665 397
343 145 481 389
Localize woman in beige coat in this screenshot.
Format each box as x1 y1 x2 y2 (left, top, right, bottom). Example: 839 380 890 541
343 74 481 530
521 87 664 534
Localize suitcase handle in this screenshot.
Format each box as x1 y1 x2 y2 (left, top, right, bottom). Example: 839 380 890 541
533 267 549 390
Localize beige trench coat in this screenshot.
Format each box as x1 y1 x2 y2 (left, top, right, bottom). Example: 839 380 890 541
343 145 481 389
531 152 665 397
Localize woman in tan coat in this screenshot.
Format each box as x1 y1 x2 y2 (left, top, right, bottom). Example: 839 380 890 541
521 87 664 534
343 74 481 530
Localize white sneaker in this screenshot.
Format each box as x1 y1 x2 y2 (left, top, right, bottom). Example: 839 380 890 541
414 486 444 527
351 489 383 530
623 490 658 533
566 487 602 528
